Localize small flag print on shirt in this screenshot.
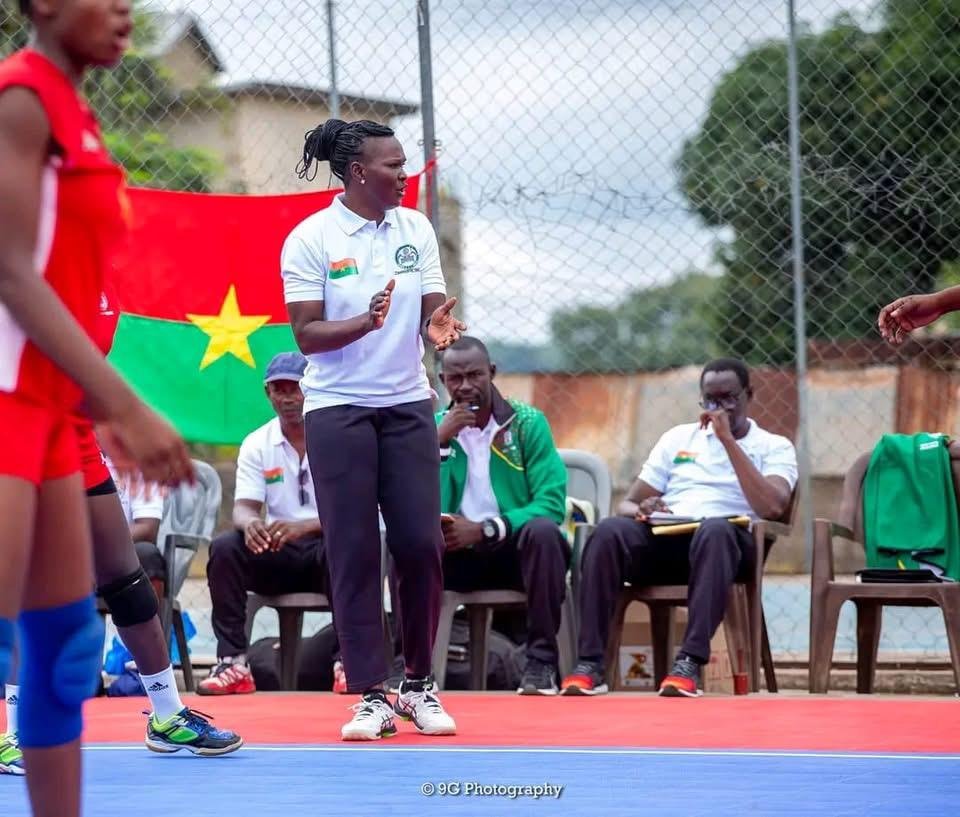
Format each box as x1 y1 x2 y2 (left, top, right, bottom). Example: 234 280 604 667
329 258 359 279
673 450 698 464
264 467 284 484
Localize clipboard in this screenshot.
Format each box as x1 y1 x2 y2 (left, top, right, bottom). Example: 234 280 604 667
650 516 751 536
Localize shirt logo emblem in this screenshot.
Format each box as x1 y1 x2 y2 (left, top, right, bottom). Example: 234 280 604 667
395 244 420 271
264 467 284 484
673 450 698 464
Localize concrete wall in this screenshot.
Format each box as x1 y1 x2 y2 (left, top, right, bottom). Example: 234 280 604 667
499 364 955 573
201 363 949 575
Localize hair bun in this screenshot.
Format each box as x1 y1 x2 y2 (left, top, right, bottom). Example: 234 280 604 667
314 119 349 162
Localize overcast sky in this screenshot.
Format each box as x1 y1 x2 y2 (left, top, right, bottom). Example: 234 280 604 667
148 0 873 343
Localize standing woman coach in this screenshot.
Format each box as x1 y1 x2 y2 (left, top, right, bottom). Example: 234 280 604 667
282 119 464 741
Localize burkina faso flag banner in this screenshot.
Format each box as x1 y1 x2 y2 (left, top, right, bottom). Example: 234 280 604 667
108 174 422 445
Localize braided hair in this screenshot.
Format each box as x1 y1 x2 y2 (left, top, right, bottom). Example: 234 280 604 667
296 118 395 183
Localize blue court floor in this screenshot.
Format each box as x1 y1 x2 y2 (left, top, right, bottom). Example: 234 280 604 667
5 746 960 816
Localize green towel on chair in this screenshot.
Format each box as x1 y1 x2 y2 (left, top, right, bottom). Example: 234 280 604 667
862 432 960 580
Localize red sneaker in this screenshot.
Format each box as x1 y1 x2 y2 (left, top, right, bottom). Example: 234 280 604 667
332 659 347 694
658 657 703 698
197 661 256 696
560 662 609 696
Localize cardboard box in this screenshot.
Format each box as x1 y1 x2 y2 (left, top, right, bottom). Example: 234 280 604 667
703 623 735 695
618 646 654 689
614 602 687 691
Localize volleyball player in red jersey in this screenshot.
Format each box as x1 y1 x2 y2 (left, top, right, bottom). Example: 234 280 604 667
0 2 194 815
3 284 243 772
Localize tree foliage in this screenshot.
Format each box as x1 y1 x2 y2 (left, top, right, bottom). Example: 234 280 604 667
678 0 960 363
549 272 721 372
1 4 217 192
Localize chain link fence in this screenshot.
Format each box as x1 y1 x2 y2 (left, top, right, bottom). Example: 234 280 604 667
3 0 957 680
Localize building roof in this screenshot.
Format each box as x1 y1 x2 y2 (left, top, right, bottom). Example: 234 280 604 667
145 10 226 74
145 11 418 118
218 80 419 118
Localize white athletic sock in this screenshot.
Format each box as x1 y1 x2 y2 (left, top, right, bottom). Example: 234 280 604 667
4 684 18 735
139 667 184 722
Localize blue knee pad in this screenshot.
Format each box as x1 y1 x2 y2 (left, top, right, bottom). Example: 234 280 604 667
18 595 104 748
0 618 12 689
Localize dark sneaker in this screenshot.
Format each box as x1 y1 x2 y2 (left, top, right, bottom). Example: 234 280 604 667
560 661 609 696
145 708 244 756
658 656 703 698
517 659 559 696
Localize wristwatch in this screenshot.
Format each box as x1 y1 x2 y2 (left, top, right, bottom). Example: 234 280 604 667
481 518 500 547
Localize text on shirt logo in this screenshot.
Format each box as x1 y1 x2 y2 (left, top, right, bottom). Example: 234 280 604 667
394 244 420 273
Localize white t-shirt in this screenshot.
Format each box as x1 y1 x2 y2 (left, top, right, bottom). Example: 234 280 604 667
281 195 447 412
234 417 317 525
457 416 502 522
105 460 164 528
639 419 798 520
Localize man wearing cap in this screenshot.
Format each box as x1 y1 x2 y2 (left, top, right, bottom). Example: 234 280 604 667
199 352 329 695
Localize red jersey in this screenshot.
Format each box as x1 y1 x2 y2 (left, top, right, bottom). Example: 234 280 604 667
0 49 129 411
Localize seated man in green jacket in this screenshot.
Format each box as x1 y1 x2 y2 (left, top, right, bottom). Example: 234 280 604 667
436 336 569 696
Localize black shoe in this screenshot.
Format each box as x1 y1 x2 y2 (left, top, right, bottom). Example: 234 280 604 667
658 655 703 698
560 661 609 696
517 658 559 696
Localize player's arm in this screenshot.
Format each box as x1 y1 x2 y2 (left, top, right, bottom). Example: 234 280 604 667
618 478 665 518
0 89 192 485
287 300 372 354
0 88 139 423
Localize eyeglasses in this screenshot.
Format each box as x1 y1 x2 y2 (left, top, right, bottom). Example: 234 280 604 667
699 391 743 411
298 467 309 506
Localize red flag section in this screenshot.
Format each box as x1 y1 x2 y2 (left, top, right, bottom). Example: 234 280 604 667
111 174 423 323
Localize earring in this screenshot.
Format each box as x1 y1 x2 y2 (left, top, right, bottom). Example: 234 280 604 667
360 178 366 185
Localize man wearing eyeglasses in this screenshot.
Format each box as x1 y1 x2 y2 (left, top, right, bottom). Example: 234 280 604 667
200 352 328 696
561 358 797 699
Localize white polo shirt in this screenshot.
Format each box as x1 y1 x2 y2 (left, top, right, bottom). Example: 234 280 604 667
234 417 317 524
281 195 447 412
639 419 798 520
105 460 164 528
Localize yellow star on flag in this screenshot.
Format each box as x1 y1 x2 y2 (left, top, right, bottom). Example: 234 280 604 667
187 285 271 370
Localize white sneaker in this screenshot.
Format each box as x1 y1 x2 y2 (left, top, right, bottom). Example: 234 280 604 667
395 677 457 736
340 694 397 741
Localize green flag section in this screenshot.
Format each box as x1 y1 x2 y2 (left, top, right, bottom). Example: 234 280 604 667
108 173 423 444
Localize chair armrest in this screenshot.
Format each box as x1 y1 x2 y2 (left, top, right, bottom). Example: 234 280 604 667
813 519 856 541
758 520 792 538
569 522 595 607
572 523 595 570
163 533 207 555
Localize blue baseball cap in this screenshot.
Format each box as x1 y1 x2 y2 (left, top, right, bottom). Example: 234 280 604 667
263 351 307 384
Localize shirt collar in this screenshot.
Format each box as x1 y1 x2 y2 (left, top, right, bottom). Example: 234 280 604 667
266 417 294 448
332 194 397 235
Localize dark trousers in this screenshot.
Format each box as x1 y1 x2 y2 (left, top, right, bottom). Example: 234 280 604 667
207 529 328 659
305 399 443 693
443 518 570 666
578 516 755 665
